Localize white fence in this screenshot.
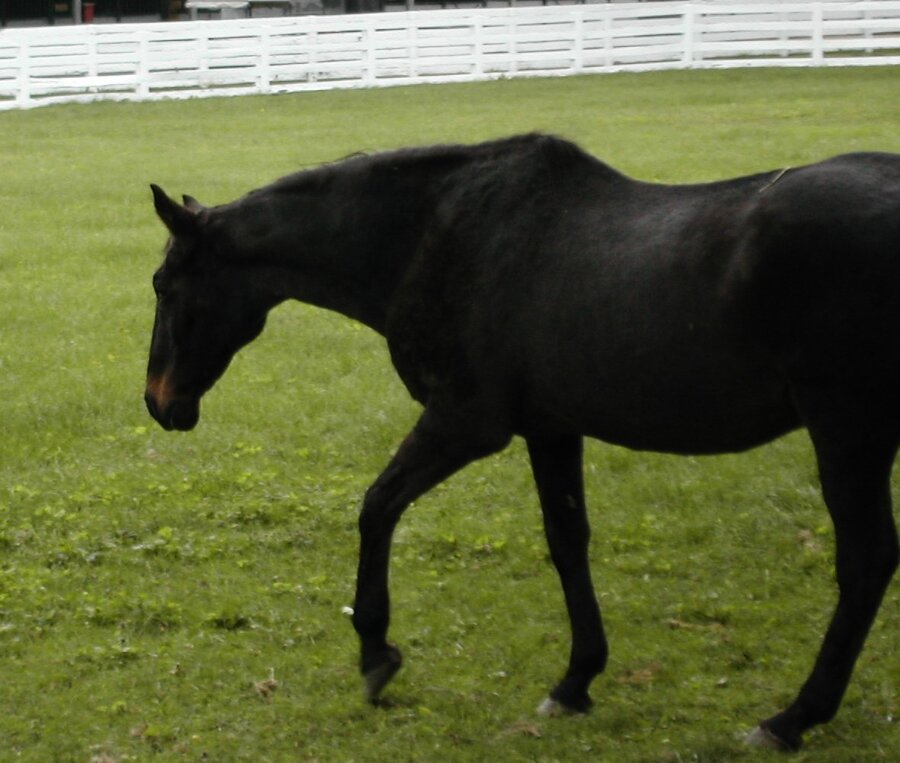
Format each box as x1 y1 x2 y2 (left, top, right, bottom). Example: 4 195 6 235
1 1 899 110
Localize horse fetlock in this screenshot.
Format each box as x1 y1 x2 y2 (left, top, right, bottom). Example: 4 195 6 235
361 643 403 703
545 678 594 715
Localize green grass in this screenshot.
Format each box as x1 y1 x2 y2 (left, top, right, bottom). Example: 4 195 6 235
1 67 898 762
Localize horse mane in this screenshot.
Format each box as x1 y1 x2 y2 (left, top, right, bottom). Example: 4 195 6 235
274 134 608 194
235 134 619 212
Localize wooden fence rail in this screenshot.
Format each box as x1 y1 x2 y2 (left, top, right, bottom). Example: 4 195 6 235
2 1 899 110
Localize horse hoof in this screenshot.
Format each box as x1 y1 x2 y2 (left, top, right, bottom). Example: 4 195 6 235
537 697 566 716
744 725 795 752
363 647 402 703
537 697 584 717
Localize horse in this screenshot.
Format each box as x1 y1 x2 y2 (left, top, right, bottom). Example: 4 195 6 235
145 133 899 751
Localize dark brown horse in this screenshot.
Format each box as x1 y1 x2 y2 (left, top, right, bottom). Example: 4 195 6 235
145 134 898 751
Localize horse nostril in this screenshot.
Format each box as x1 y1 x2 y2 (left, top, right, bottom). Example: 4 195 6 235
145 390 161 421
145 374 174 427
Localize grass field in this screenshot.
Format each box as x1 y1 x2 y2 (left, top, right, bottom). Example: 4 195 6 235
1 67 899 762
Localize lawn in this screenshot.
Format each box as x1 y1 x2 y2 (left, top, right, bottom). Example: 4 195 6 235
0 67 898 762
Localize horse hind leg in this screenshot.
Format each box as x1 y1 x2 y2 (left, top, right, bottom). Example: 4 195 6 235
749 391 899 750
527 435 608 715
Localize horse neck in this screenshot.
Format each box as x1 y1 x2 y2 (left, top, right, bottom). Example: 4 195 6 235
223 157 455 335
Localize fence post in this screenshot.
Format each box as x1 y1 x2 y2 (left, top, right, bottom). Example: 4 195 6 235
573 9 584 74
364 17 376 86
682 2 695 67
258 25 271 93
16 38 30 108
406 15 415 83
87 28 98 91
473 12 484 78
200 26 209 90
603 8 612 71
308 23 318 84
509 13 518 76
812 2 824 65
137 29 149 99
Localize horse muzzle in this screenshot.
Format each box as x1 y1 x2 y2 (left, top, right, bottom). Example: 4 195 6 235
145 375 200 431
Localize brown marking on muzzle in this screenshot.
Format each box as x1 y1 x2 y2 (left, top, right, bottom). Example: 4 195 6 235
145 370 201 431
145 371 177 409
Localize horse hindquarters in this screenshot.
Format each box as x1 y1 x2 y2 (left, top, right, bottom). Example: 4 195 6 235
754 385 899 750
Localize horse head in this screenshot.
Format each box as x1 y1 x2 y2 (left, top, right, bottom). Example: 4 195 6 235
145 185 268 431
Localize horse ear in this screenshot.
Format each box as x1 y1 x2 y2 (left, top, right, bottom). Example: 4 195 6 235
182 194 207 214
151 184 198 236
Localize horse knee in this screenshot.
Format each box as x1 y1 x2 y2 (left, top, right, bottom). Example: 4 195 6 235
358 477 406 535
358 491 385 536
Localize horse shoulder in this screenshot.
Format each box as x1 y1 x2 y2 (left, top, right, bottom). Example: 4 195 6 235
382 144 611 416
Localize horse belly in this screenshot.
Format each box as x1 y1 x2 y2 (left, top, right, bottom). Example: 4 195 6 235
516 331 799 455
586 381 797 454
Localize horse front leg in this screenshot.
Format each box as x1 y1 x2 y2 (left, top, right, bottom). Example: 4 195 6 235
749 407 899 750
527 435 607 715
352 418 505 703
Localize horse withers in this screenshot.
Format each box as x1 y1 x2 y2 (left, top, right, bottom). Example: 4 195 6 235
145 134 899 751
